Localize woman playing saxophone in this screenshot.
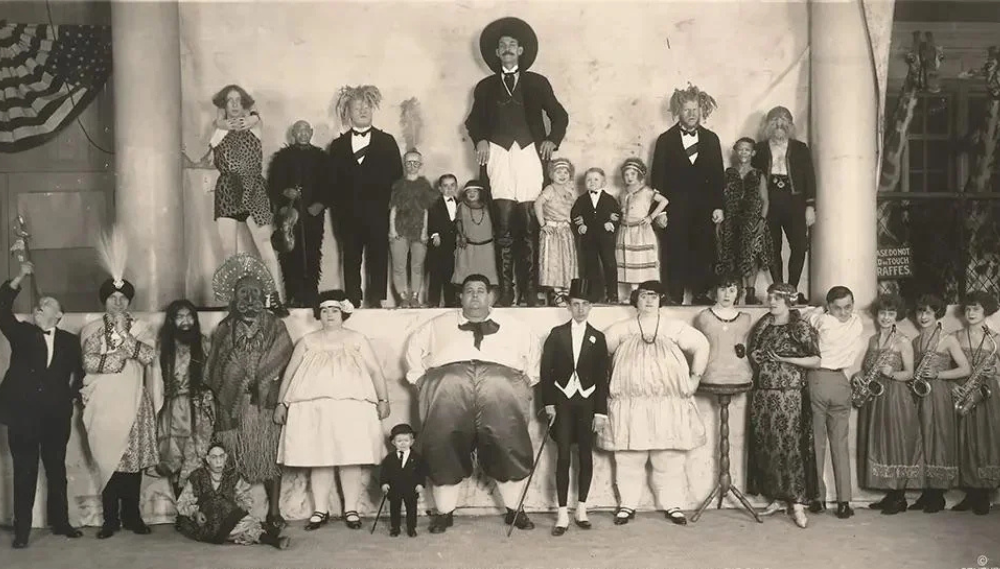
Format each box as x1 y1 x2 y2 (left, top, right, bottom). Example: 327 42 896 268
857 294 917 515
953 291 1000 515
910 294 969 513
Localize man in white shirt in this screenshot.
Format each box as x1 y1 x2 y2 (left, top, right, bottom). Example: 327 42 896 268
540 279 609 536
803 286 865 519
405 274 541 533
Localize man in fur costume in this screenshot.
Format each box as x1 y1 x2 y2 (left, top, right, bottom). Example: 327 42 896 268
650 84 725 306
205 254 294 530
465 17 569 307
266 120 332 307
326 85 403 308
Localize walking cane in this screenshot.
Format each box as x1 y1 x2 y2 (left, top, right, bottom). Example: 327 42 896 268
506 412 555 538
370 493 388 534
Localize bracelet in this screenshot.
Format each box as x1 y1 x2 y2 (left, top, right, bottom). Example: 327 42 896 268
378 399 388 403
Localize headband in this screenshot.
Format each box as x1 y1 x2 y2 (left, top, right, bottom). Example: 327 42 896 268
319 299 355 314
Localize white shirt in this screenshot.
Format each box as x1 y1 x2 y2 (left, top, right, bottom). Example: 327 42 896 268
445 196 457 221
351 126 372 163
500 66 520 94
397 449 410 467
681 128 699 164
41 327 55 367
557 320 596 399
769 139 789 175
805 309 865 370
405 309 540 386
588 189 603 209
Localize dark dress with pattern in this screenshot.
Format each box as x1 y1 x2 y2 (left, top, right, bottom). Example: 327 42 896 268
213 130 273 227
957 334 1000 488
913 334 959 489
745 310 820 503
717 167 773 278
175 467 252 544
857 346 924 490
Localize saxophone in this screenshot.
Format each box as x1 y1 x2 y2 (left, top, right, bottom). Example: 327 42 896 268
909 323 940 398
952 325 998 416
850 326 895 408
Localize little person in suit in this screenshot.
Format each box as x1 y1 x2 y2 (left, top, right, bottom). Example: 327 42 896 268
427 174 460 307
541 278 610 536
571 169 621 304
379 423 429 537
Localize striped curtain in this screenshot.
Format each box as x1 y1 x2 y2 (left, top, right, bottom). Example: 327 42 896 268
0 21 112 153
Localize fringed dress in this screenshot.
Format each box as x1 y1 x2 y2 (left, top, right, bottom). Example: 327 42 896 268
957 330 1000 488
857 343 925 490
616 186 660 284
745 311 820 504
913 333 959 489
537 183 578 291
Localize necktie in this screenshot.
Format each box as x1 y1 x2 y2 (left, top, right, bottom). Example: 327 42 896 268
398 451 404 462
503 72 516 93
458 319 500 350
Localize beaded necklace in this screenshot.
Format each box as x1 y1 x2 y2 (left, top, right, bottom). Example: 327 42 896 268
637 310 661 345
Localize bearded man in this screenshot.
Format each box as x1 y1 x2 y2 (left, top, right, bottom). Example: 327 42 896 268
205 254 294 529
155 299 213 497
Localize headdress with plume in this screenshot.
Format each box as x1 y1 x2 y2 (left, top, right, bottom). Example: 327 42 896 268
96 226 135 303
335 85 382 130
668 83 718 121
212 253 276 304
400 97 423 153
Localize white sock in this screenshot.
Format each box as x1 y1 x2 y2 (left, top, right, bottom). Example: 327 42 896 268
576 502 589 520
431 484 460 515
556 506 569 527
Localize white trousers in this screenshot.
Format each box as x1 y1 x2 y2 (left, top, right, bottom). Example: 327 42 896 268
614 449 689 510
431 478 527 515
487 141 543 203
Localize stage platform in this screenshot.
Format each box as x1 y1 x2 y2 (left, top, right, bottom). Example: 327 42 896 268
0 305 996 528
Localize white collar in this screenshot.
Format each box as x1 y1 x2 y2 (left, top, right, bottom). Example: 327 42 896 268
589 188 603 195
571 320 588 330
352 126 372 135
501 66 519 75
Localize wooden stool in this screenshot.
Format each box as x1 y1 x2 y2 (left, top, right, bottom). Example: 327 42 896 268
691 381 762 523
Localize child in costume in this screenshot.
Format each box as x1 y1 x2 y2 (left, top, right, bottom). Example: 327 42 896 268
426 174 460 307
616 159 667 297
452 181 498 286
570 168 621 304
379 424 429 537
389 150 439 307
535 157 579 306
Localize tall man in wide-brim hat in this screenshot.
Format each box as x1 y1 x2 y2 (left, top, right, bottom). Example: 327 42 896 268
466 17 569 307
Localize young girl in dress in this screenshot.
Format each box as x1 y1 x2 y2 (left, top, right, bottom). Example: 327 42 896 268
718 138 772 304
616 159 668 300
534 158 579 306
452 181 498 286
274 290 390 532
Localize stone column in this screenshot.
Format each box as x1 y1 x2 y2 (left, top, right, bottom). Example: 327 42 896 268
111 0 184 309
809 0 880 307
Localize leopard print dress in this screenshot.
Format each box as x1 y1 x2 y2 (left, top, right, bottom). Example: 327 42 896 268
213 129 273 227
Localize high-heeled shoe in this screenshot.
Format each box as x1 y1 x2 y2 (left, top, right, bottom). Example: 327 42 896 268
305 511 329 531
759 501 784 517
791 506 808 529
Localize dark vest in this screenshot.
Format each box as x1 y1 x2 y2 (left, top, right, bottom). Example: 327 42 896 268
490 82 533 150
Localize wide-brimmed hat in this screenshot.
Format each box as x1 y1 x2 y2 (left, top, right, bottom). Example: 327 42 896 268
479 17 538 74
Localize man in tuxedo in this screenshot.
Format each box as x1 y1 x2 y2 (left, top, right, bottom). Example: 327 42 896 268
427 174 460 307
570 167 621 303
650 84 725 305
0 261 84 548
466 17 569 307
540 278 609 536
327 85 404 308
378 423 429 537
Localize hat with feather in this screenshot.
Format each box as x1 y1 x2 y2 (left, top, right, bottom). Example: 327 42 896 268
96 226 135 304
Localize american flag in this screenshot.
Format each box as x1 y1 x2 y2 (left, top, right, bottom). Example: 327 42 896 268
0 21 112 153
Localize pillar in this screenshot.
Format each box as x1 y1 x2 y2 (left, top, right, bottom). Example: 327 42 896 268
809 0 879 308
111 0 184 310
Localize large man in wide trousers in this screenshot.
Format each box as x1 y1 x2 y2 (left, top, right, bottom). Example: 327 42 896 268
405 274 541 533
465 17 568 307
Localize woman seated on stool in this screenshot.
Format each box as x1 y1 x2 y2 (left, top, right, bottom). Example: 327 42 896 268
746 283 821 528
693 274 753 388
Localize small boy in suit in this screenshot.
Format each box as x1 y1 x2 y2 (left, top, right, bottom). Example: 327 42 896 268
427 175 460 307
571 168 621 303
379 423 429 537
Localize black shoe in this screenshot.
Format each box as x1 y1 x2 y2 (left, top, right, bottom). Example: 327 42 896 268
868 496 889 510
923 491 946 514
389 527 401 537
835 502 854 519
428 512 453 534
96 526 117 539
910 492 929 512
973 490 992 515
407 528 417 537
504 508 534 530
880 496 907 515
304 512 329 531
551 525 567 537
664 508 688 525
952 492 975 511
808 500 826 513
52 525 83 538
574 519 592 530
124 521 151 535
12 536 28 549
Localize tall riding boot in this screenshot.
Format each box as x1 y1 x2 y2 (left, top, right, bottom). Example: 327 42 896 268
497 239 516 307
520 230 539 307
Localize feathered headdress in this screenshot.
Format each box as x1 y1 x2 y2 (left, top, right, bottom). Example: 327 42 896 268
400 97 423 152
212 253 276 304
335 85 382 129
96 225 135 303
668 83 718 120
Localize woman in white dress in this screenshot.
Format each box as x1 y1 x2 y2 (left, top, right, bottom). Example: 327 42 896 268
273 290 390 531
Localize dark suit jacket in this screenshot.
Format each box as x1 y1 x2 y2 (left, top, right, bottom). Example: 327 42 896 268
0 281 84 431
325 128 403 223
570 192 621 242
650 124 724 212
379 449 429 497
465 71 569 148
751 139 816 205
266 143 332 210
540 321 609 416
427 197 458 252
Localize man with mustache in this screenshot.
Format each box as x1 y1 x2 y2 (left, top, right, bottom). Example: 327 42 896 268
752 106 816 306
205 254 294 530
466 17 569 307
266 120 332 307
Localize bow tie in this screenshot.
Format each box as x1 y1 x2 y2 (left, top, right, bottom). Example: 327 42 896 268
41 329 52 335
445 197 454 202
458 319 500 350
589 190 600 195
680 128 697 136
351 129 370 137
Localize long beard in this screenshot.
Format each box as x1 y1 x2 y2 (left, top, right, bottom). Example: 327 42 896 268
175 328 200 346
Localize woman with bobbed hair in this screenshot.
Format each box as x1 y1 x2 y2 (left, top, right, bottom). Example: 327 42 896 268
273 290 390 531
856 293 916 515
952 290 1000 515
908 294 970 512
